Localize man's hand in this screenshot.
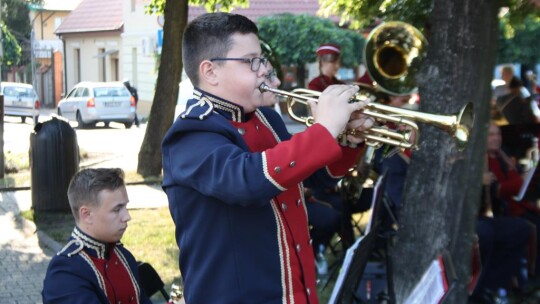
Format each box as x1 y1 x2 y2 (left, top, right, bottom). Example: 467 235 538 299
345 111 375 144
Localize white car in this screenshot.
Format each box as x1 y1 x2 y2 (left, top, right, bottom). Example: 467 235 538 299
1 82 40 123
57 81 136 128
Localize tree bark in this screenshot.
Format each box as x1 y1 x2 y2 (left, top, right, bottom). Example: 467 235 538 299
393 0 500 302
137 0 188 177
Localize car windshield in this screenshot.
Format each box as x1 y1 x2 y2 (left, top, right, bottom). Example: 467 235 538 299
4 86 34 98
93 87 129 97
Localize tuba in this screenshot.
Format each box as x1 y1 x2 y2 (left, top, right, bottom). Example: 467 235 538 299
259 21 474 152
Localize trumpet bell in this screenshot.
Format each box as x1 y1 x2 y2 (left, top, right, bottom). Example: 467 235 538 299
454 102 474 150
365 21 428 95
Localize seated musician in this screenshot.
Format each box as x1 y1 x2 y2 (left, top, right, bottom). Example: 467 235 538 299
493 76 540 125
42 168 152 304
487 122 540 281
472 169 533 301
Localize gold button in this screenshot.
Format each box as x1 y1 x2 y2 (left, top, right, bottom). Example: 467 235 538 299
307 288 311 296
274 166 281 173
238 128 246 135
297 199 301 206
296 244 301 252
309 239 313 245
289 161 296 167
256 125 260 131
281 203 287 211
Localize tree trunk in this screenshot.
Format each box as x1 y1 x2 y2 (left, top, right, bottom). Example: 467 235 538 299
137 0 188 177
393 0 500 302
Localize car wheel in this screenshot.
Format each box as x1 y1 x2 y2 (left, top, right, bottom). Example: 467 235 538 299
104 122 110 128
124 121 133 129
21 116 26 123
33 115 39 124
76 111 87 129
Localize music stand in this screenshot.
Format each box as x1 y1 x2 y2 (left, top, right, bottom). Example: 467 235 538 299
500 123 540 159
329 170 391 303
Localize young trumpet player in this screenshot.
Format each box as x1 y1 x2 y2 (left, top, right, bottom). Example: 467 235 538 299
161 12 374 303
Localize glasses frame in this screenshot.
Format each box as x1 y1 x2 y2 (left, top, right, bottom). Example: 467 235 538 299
210 57 268 72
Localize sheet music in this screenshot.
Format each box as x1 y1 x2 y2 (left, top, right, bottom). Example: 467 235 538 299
328 235 365 304
514 164 537 201
403 259 447 304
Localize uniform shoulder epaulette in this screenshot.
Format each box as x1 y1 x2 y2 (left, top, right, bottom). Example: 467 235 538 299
57 238 84 257
181 96 214 120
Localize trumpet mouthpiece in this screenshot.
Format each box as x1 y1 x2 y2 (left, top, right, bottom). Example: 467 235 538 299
259 82 269 93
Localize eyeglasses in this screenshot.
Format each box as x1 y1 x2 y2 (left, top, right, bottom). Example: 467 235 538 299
210 57 268 72
265 70 277 81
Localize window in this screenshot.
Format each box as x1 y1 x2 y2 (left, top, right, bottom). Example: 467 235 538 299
131 0 136 12
54 17 62 30
74 49 81 83
98 48 106 81
131 48 138 87
74 87 85 98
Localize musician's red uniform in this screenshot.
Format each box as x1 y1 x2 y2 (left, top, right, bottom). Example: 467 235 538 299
308 75 344 92
162 88 363 303
308 43 344 92
42 227 151 304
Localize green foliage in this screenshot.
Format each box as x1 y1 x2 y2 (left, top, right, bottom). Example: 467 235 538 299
146 0 249 14
319 0 540 65
319 0 433 30
1 24 22 68
257 14 365 68
2 0 40 40
497 15 540 64
499 0 540 29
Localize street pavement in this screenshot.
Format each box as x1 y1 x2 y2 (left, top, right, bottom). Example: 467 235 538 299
0 109 306 303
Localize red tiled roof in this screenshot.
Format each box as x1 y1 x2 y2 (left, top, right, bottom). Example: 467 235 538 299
188 0 334 22
55 0 123 35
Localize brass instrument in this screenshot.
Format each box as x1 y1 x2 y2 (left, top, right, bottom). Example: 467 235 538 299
259 21 474 151
259 82 473 151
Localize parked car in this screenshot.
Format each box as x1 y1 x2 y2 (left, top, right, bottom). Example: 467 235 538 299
57 81 136 128
1 82 40 124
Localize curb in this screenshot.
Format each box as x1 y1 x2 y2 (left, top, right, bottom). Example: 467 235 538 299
17 213 63 253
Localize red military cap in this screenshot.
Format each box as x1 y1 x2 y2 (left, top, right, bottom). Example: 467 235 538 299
316 43 341 56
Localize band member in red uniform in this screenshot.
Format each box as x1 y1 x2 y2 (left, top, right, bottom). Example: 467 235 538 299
308 43 344 92
42 168 152 304
162 13 374 303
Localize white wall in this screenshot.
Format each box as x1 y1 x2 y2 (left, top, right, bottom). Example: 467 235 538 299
63 33 122 91
121 0 161 118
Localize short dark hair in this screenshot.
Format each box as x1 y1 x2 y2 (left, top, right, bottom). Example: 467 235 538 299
182 12 259 86
67 168 125 222
508 76 522 89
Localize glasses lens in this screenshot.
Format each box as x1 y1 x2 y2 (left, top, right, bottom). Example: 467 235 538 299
251 58 261 72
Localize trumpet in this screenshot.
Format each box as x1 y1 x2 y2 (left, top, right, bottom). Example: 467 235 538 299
259 83 473 151
260 21 474 151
